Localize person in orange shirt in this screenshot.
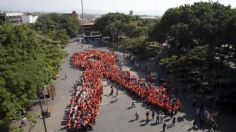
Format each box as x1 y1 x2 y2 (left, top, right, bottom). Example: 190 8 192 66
67 120 71 129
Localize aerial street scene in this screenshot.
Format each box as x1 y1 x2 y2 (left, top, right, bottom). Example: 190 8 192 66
0 0 236 132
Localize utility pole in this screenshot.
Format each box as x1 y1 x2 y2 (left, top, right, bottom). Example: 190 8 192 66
37 91 47 132
81 0 84 37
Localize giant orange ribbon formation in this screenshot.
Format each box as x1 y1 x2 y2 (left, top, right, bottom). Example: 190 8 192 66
67 50 180 129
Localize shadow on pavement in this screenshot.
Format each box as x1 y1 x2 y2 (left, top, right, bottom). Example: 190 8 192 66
177 116 185 122
128 119 138 123
150 122 158 126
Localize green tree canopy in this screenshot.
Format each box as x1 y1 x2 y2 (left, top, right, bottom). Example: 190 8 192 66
94 13 154 42
151 2 236 112
0 21 65 126
151 2 236 61
35 13 80 37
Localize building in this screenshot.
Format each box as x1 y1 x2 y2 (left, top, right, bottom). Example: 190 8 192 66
71 11 80 19
22 15 38 23
81 20 95 35
129 10 134 16
0 12 23 24
64 11 80 20
139 15 159 20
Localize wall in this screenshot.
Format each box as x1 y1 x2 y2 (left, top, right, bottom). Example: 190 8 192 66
22 15 38 23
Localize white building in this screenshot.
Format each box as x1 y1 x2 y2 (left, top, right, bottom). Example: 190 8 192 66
0 12 23 24
22 15 38 23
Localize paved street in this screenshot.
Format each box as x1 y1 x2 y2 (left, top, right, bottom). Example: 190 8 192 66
26 40 236 132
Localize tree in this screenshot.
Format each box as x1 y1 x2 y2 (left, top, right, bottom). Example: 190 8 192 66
0 20 65 127
94 13 154 45
151 1 236 72
151 2 236 113
151 2 235 61
35 13 80 37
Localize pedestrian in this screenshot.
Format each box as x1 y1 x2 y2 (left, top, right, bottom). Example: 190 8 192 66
152 110 155 120
172 116 176 126
199 118 203 129
106 78 109 85
135 111 139 120
170 110 174 119
131 101 136 108
209 120 217 132
196 107 200 116
115 89 119 97
146 111 150 122
163 121 166 132
192 118 197 129
65 72 68 79
192 99 197 107
160 113 164 123
120 62 123 70
20 117 26 128
109 86 114 96
174 87 178 95
156 114 159 123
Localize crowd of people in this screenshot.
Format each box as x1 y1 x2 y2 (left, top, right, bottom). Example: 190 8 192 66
67 50 180 130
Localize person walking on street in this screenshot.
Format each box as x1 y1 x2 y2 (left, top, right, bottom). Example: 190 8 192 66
135 111 139 120
65 72 68 79
115 89 119 97
131 101 136 108
146 111 150 123
20 117 26 128
156 114 159 123
152 110 155 120
109 86 114 96
160 113 164 123
163 121 166 132
107 78 110 85
170 110 174 119
192 99 197 107
172 116 176 126
192 118 197 129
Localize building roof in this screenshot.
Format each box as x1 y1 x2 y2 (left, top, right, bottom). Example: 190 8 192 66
81 22 94 26
0 12 23 16
81 19 95 26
